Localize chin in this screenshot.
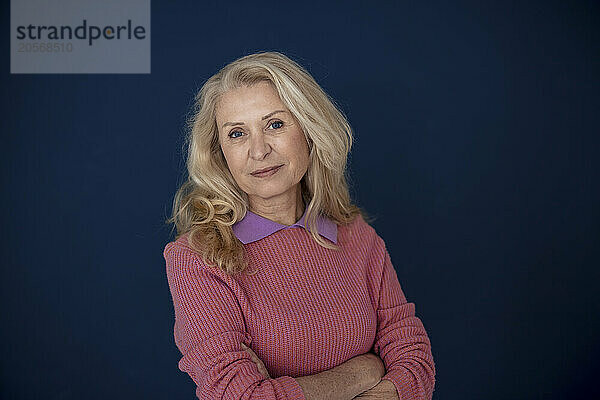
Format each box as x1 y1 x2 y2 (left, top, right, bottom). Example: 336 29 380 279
248 185 291 200
251 189 286 199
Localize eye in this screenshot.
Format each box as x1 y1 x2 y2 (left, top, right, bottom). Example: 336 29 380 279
269 120 284 130
228 130 243 139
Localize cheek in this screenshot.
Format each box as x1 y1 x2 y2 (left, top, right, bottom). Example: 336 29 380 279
289 138 310 174
221 147 244 176
293 133 310 160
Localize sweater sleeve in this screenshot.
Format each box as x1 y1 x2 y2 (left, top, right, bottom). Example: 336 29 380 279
372 241 436 400
164 242 306 400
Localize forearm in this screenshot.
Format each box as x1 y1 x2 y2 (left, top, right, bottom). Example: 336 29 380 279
353 379 399 399
294 353 383 400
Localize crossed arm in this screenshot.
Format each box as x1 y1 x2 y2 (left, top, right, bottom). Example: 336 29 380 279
165 240 434 399
241 343 399 400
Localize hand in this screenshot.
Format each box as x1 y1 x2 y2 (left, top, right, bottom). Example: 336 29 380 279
241 343 271 379
353 379 399 399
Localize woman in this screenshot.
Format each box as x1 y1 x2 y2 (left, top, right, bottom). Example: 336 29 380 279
164 51 436 399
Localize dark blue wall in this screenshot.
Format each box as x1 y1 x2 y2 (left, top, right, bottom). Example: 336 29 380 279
2 1 598 399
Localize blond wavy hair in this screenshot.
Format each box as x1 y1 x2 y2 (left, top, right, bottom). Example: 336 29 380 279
166 51 369 275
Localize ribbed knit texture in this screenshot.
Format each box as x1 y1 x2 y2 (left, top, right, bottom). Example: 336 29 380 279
164 214 435 399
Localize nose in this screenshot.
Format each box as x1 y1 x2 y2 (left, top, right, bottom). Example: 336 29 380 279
249 131 272 160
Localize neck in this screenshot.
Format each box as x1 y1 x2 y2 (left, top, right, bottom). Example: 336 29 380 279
248 185 305 226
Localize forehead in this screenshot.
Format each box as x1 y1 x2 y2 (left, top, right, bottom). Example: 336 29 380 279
215 81 286 122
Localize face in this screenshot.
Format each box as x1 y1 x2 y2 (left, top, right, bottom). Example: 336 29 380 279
215 81 310 209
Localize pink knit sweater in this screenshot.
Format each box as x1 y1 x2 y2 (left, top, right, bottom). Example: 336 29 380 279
163 214 435 399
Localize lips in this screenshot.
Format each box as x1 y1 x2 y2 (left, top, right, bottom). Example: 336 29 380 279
251 165 283 175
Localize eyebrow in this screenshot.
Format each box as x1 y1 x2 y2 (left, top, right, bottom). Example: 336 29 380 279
221 110 287 128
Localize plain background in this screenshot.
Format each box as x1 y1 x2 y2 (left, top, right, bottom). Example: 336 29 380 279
1 1 598 399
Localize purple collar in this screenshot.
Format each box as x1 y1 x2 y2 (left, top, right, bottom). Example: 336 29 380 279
232 207 338 244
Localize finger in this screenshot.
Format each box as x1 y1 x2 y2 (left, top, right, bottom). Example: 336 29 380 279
240 345 269 378
257 364 270 378
243 347 259 360
244 349 261 365
248 355 268 378
242 346 256 357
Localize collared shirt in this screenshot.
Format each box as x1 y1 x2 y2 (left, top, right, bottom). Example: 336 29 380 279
232 206 338 244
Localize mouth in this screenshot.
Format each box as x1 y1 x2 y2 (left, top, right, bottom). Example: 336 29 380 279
251 164 284 177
